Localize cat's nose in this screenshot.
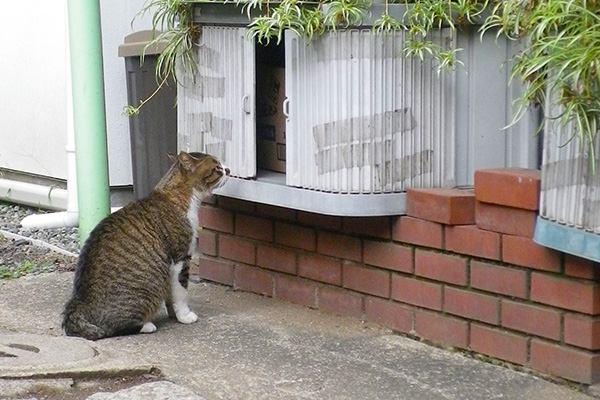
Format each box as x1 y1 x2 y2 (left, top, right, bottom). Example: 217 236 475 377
224 167 230 176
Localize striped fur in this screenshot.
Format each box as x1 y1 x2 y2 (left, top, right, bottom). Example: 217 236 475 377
62 152 228 340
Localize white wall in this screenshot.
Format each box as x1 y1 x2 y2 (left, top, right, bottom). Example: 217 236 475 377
0 0 151 186
0 1 68 179
100 0 151 185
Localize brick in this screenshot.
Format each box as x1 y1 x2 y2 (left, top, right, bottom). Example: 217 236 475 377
275 276 316 309
275 222 316 251
364 241 413 273
475 201 537 238
531 273 600 315
235 214 273 242
530 339 600 384
502 235 561 272
256 245 297 275
219 235 255 265
565 255 600 281
343 217 391 239
365 297 413 333
317 231 361 262
470 261 527 299
217 197 256 214
196 257 234 285
199 206 234 233
406 188 475 225
256 204 296 222
501 300 561 340
415 250 467 285
471 324 528 365
391 276 443 311
197 229 217 256
297 211 342 231
445 225 501 260
319 286 363 319
564 314 600 350
189 259 201 277
393 216 443 249
414 311 469 349
234 265 273 296
444 287 499 324
343 262 390 298
298 254 342 286
474 168 541 210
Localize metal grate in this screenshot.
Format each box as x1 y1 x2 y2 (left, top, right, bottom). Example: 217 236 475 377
285 29 456 193
177 26 256 178
540 117 600 234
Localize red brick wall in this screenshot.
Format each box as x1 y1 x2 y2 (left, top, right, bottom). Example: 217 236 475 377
194 168 600 385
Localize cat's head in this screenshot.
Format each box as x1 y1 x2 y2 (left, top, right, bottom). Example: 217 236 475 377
175 151 230 193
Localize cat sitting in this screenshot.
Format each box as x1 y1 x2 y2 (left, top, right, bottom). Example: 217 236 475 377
62 151 229 340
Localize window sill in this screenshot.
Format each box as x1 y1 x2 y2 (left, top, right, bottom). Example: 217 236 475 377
214 170 407 216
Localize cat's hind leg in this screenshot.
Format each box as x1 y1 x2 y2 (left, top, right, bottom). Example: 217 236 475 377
169 259 198 324
140 322 157 333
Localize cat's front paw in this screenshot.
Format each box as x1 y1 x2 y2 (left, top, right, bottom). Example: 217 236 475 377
177 310 198 324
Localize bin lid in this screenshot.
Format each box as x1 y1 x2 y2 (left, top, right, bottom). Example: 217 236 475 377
118 30 171 57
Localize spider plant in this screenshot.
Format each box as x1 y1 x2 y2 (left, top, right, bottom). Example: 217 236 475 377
124 0 199 116
128 0 600 172
482 0 600 172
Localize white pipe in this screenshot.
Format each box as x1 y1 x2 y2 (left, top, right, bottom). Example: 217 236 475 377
19 1 79 230
0 179 68 211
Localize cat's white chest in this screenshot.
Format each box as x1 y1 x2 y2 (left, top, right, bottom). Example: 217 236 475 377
186 189 202 255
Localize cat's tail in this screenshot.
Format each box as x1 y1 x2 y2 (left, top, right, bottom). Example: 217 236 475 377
62 299 109 341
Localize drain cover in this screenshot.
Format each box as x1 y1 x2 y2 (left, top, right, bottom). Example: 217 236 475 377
0 330 96 377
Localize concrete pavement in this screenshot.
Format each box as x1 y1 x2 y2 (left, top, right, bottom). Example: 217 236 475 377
0 272 595 399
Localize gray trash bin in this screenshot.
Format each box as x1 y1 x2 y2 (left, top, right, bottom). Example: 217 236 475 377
119 30 177 199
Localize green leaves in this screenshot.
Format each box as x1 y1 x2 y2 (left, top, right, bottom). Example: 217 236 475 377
373 12 401 34
247 0 307 44
0 261 35 280
483 0 600 171
125 0 197 115
323 0 371 30
247 0 372 44
133 0 600 170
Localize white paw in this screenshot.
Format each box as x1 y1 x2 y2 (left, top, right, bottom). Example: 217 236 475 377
140 322 157 333
177 311 198 324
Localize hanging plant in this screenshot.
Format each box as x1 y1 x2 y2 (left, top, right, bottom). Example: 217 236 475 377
482 0 600 172
127 0 600 171
123 0 200 116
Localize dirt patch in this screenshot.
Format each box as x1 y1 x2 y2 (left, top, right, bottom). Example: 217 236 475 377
3 371 164 400
0 236 76 279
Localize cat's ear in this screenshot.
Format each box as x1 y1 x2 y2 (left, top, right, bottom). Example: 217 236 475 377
167 153 177 164
177 151 196 172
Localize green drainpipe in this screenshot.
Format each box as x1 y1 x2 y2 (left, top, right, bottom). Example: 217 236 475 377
67 0 110 245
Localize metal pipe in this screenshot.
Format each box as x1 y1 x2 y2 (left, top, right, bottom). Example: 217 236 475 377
67 0 110 245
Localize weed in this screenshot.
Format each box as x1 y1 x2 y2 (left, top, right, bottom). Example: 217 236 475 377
0 260 35 280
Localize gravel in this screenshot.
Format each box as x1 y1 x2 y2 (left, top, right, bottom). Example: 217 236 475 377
0 202 81 253
0 201 79 278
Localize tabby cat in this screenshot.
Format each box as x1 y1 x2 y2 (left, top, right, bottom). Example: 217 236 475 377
62 151 229 340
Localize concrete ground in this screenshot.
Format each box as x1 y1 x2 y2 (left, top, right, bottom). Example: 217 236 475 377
0 272 596 400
